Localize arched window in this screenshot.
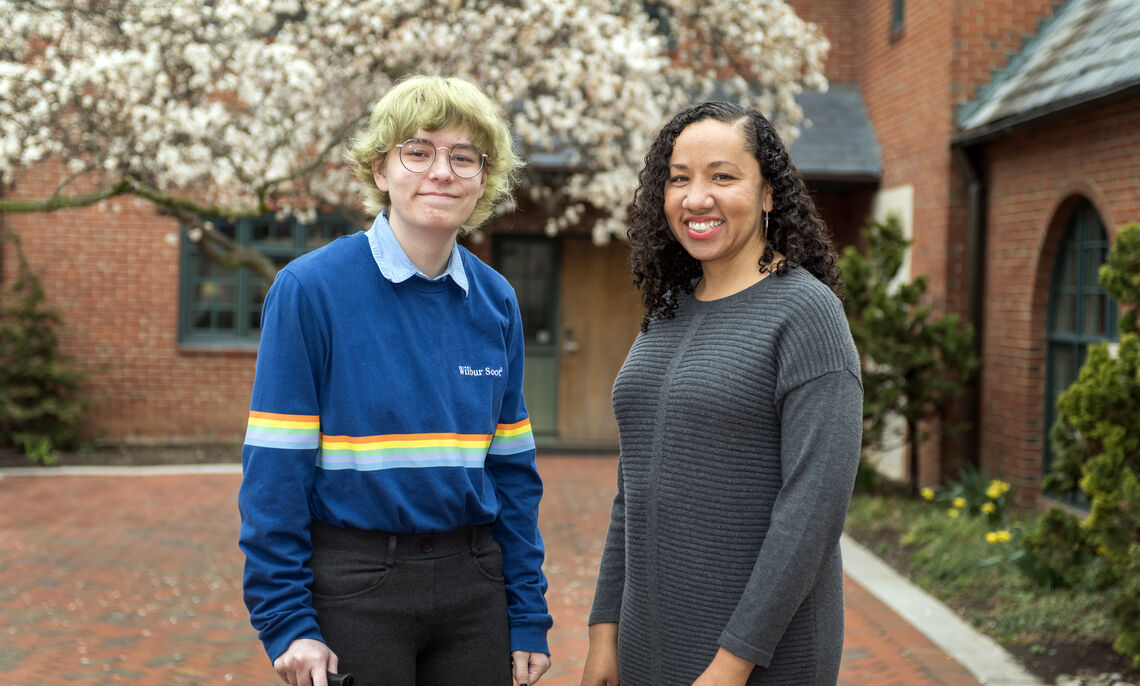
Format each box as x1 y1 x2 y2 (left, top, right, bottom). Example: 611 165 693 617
1044 199 1117 475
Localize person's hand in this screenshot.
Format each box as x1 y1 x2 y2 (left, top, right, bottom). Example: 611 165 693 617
691 647 754 686
511 649 552 685
273 638 337 686
579 622 620 686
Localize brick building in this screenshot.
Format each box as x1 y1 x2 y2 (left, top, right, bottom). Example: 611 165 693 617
4 0 1138 507
789 0 1140 504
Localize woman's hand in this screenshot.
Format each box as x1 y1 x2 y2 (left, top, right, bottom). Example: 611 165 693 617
691 647 755 686
579 622 620 686
512 650 552 685
273 638 337 686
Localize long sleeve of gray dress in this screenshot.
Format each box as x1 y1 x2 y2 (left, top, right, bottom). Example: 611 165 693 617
718 368 862 666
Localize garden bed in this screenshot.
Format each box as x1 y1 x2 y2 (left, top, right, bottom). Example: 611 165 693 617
845 492 1140 684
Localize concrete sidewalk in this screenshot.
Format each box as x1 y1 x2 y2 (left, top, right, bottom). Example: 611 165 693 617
0 455 1043 685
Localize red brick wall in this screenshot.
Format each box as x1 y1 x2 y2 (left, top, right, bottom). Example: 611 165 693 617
786 0 861 83
976 95 1140 505
858 0 963 315
791 0 965 316
3 163 255 444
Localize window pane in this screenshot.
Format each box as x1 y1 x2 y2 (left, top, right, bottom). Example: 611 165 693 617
193 309 212 330
1081 246 1105 288
1082 293 1107 335
251 219 294 247
1049 344 1075 397
304 221 351 248
1054 293 1076 333
216 310 235 331
1059 242 1078 288
195 279 235 304
212 220 237 240
498 240 555 342
250 278 271 309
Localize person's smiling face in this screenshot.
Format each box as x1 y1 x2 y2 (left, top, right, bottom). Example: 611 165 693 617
372 126 487 239
664 118 772 275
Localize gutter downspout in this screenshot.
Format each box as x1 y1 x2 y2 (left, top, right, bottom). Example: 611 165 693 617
953 144 985 469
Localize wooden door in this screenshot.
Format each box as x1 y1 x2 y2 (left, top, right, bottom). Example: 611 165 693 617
557 238 643 444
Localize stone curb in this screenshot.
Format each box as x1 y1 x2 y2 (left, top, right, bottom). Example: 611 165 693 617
0 463 243 478
842 533 1047 686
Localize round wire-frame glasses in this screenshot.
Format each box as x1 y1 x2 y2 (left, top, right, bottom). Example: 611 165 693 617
395 139 487 178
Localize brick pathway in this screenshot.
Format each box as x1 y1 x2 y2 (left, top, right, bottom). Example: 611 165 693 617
0 455 980 685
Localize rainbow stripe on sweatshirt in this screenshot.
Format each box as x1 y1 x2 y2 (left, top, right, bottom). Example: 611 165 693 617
244 412 534 470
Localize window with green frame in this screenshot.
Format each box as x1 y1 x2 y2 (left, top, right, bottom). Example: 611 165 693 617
891 0 905 32
179 214 352 345
1044 200 1117 475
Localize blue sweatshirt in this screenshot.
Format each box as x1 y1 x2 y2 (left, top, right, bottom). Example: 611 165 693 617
238 216 551 661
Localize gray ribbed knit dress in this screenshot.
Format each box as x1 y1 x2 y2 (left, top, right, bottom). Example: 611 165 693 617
589 267 863 685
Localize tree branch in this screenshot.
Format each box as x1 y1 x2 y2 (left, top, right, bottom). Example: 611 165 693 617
186 221 279 283
255 111 370 201
0 180 134 213
0 178 264 220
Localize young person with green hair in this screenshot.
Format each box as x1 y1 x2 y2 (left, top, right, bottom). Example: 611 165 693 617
239 75 552 686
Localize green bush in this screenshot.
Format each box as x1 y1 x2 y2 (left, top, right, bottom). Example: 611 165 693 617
1020 508 1104 591
0 231 86 464
839 215 979 495
1031 221 1140 665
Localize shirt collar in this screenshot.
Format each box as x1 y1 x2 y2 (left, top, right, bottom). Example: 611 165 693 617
366 212 469 295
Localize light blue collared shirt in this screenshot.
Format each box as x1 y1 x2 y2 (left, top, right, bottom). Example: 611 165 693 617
365 212 470 296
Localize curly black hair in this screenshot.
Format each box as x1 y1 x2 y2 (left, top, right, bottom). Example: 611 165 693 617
627 101 841 331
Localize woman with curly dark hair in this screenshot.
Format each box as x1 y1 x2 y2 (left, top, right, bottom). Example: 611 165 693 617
581 102 862 686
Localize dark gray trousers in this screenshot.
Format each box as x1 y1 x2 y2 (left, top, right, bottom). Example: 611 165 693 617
309 520 511 686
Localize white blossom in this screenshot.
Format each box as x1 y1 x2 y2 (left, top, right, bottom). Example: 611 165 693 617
0 0 827 240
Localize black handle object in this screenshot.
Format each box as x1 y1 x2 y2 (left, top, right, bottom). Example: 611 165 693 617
327 673 354 686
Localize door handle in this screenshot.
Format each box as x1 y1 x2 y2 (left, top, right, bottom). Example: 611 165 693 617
562 327 581 353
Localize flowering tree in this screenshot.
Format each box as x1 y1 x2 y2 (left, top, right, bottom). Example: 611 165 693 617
0 0 827 278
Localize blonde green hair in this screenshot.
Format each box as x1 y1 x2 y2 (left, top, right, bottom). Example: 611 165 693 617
348 75 523 233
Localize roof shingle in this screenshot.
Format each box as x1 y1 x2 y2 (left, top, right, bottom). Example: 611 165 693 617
958 0 1140 135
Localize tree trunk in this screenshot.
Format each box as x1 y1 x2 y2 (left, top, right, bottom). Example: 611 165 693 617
906 416 920 497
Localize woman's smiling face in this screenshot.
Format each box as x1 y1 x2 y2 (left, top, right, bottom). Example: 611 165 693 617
664 118 772 274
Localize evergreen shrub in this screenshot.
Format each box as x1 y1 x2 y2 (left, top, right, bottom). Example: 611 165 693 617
0 231 86 464
839 215 979 494
1026 222 1140 664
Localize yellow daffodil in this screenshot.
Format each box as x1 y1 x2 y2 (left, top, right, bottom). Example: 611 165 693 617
952 496 966 509
920 487 935 501
947 508 960 519
985 530 1013 544
980 502 996 515
985 480 1011 499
